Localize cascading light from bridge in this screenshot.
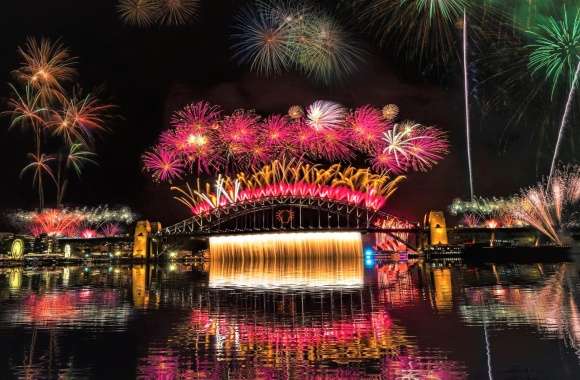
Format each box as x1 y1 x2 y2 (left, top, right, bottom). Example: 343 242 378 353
171 159 404 215
208 231 364 289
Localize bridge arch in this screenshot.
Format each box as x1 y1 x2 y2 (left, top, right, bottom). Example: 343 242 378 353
163 196 411 236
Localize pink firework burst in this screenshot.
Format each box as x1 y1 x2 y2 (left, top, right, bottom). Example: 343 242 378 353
379 122 449 173
170 101 222 129
306 100 345 131
100 223 121 237
309 128 354 161
219 110 260 162
347 105 389 153
259 115 294 157
370 150 407 174
142 148 185 182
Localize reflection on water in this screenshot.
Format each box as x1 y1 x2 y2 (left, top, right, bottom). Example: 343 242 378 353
1 246 580 378
209 232 363 288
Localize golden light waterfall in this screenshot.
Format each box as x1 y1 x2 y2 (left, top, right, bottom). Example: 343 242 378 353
209 232 364 288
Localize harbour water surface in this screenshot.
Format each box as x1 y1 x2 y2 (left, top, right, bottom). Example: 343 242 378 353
1 243 580 378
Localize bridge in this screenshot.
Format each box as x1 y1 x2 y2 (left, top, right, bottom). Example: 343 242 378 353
162 196 416 236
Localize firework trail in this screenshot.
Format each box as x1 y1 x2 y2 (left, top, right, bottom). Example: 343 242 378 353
549 60 580 183
463 10 474 201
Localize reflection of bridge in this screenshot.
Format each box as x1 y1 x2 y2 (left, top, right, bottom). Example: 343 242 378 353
162 197 416 236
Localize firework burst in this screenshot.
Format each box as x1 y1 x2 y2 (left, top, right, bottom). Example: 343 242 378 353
230 2 362 84
231 3 296 77
158 0 199 26
511 165 580 245
306 100 345 131
379 121 449 173
143 100 449 182
219 110 260 163
117 0 160 27
260 114 294 156
294 14 364 84
528 7 580 96
142 148 185 182
347 106 388 153
49 92 113 145
359 0 468 66
14 37 76 101
172 160 405 215
382 104 399 121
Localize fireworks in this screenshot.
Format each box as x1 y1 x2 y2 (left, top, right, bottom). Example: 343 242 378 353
10 206 136 238
51 92 113 145
231 4 295 77
230 2 363 84
7 38 113 209
359 0 468 66
288 105 304 119
14 37 76 100
158 0 199 26
294 14 364 84
449 197 518 216
20 153 56 210
172 160 405 215
142 148 185 182
5 84 47 132
306 100 345 131
377 122 450 173
117 0 160 27
116 0 198 26
528 7 580 96
510 165 580 245
143 100 449 181
382 104 399 121
347 105 389 153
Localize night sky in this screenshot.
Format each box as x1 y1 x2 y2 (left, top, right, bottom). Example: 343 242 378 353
0 0 546 226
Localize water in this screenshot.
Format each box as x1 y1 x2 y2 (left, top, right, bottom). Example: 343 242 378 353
1 251 580 378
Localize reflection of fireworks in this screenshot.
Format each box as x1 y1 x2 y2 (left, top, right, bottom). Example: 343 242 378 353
172 160 404 215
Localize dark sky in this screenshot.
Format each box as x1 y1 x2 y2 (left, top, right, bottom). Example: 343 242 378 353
0 0 543 226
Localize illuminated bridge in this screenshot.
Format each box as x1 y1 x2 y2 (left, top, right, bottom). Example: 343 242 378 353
162 196 417 238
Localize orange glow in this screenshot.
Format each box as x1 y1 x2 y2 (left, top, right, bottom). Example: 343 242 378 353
209 232 364 288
